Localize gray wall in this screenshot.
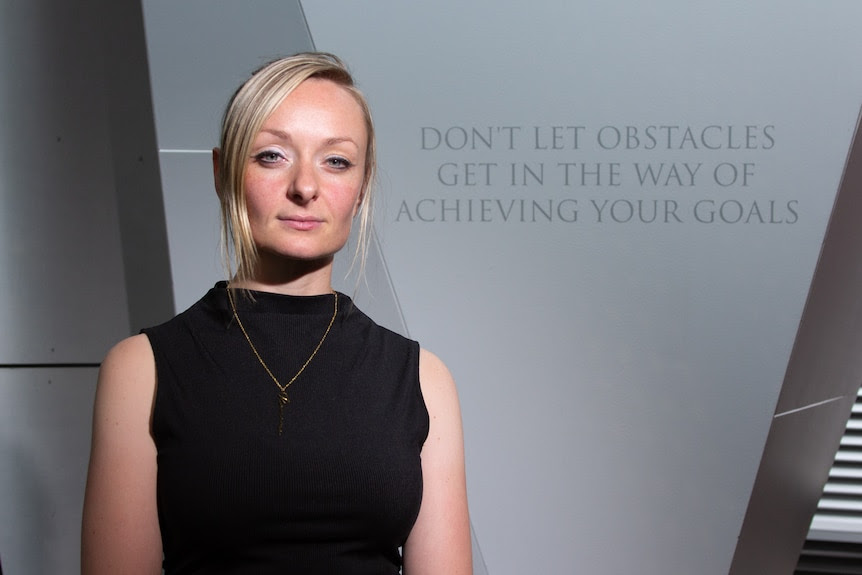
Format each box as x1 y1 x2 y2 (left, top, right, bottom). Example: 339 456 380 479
0 0 132 572
302 2 862 574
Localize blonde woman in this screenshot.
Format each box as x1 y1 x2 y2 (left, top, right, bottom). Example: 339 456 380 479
82 52 471 574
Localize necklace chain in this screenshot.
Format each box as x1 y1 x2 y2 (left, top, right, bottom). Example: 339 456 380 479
226 287 338 435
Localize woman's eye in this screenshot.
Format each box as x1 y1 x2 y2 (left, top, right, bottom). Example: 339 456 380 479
254 151 284 164
326 156 352 169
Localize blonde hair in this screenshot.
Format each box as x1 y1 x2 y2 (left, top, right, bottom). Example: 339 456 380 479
215 52 376 284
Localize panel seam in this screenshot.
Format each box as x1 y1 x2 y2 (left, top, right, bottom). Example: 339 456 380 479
774 395 846 418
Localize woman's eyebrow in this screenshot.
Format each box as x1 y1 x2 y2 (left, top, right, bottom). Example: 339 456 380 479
324 137 359 148
256 130 358 148
259 128 290 140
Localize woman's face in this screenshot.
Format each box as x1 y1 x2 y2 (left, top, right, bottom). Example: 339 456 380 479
243 78 367 264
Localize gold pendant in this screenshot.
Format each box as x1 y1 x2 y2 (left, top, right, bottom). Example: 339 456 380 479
277 390 290 435
227 287 337 437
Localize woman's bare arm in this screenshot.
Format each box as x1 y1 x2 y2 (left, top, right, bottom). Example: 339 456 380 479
81 334 162 575
403 348 472 575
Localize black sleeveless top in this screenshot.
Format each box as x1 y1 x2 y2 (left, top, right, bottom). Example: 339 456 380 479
143 283 429 574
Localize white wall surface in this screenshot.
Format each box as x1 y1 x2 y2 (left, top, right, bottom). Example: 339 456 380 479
301 2 862 573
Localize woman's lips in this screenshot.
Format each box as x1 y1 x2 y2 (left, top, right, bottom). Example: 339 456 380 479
279 216 322 231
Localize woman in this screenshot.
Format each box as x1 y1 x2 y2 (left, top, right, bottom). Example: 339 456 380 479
82 52 472 574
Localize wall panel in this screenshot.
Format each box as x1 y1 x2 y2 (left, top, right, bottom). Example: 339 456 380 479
0 368 97 573
301 2 862 573
0 0 130 363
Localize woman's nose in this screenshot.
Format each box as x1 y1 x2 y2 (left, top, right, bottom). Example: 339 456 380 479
288 160 318 202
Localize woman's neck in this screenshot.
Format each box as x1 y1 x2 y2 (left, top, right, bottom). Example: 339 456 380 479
232 254 334 296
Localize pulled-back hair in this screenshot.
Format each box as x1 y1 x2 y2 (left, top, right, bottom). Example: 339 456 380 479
215 52 376 283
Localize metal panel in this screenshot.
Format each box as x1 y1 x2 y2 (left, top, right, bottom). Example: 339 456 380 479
157 151 223 312
0 0 130 362
142 0 313 151
730 397 856 575
0 367 98 575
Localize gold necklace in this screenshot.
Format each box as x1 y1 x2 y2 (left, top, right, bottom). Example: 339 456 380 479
226 286 338 435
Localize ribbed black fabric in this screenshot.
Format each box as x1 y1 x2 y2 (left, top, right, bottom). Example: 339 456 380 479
143 282 429 574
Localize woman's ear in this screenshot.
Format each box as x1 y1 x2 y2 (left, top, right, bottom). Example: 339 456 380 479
212 148 221 196
353 186 366 218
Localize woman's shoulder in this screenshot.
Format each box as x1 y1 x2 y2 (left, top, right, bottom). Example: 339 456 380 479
418 348 450 378
99 334 156 392
102 334 153 369
418 348 458 406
